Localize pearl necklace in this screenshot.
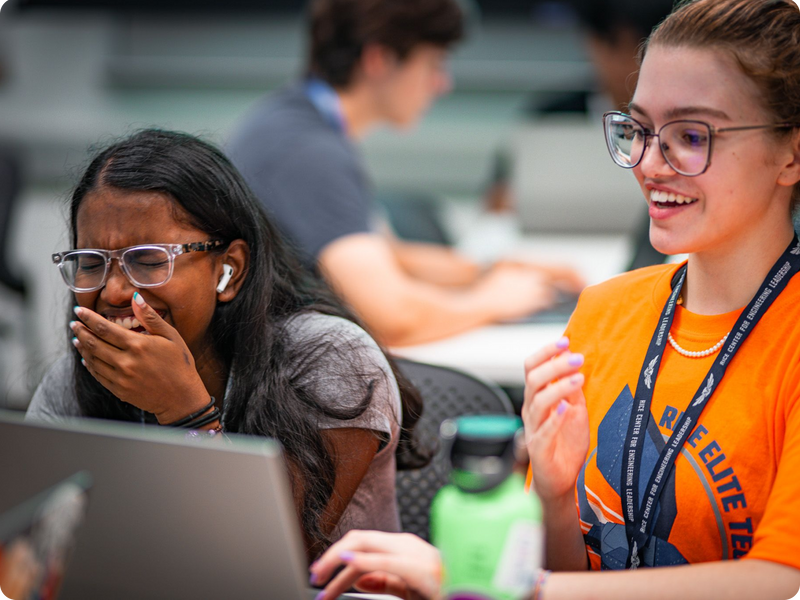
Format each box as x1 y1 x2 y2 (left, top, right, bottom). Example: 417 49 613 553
667 331 729 358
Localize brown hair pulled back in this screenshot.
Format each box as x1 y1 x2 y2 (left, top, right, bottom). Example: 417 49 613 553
643 0 800 205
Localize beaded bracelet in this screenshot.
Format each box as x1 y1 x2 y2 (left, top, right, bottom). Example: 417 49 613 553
531 569 550 600
162 397 216 427
184 422 224 442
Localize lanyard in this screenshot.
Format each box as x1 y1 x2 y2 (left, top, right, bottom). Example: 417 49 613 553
303 78 348 135
622 235 800 569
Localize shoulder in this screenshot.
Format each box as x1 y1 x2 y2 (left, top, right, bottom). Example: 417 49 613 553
26 355 81 422
566 263 681 353
228 85 354 171
283 312 401 417
578 263 682 310
284 312 385 362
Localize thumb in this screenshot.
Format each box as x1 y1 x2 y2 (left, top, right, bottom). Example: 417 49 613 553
132 292 176 339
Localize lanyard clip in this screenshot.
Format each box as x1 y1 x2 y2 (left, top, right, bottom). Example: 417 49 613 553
629 541 640 570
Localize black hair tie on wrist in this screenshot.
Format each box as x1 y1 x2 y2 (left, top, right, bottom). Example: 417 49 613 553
162 397 216 427
182 407 221 430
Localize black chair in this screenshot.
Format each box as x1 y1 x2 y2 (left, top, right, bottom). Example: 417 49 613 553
394 358 515 541
0 149 25 298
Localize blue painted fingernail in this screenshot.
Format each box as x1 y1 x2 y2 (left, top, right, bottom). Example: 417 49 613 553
69 321 77 331
556 336 569 349
340 551 355 562
568 353 584 367
309 572 318 586
72 337 79 347
73 306 82 317
133 292 146 307
557 400 568 416
80 358 86 367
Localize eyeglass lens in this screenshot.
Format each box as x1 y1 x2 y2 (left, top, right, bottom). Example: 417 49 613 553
61 247 173 291
606 116 711 176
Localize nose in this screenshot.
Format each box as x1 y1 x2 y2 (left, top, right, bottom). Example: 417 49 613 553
637 136 677 179
99 259 136 307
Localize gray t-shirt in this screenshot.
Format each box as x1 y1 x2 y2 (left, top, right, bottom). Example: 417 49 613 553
26 312 402 540
226 84 374 272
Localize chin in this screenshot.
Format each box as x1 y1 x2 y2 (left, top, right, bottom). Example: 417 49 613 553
648 228 696 257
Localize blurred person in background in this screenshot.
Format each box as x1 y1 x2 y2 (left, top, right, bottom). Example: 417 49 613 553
484 0 674 270
227 0 583 348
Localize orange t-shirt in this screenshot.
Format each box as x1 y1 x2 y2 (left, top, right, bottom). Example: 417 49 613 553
555 263 800 570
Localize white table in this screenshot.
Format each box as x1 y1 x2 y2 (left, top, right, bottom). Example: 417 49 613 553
391 234 630 387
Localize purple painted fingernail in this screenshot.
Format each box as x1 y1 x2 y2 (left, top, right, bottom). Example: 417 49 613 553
570 373 583 385
557 400 568 416
556 336 569 349
309 572 318 586
568 353 584 367
340 551 355 562
314 592 325 600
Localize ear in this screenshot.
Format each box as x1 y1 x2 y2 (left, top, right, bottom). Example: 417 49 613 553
360 43 397 80
777 128 800 189
216 239 249 303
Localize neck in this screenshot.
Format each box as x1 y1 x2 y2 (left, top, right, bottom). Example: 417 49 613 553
337 85 381 140
193 343 228 403
682 220 795 315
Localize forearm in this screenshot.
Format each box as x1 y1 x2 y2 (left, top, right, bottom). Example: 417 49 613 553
368 281 502 347
544 559 800 600
392 241 482 287
541 495 589 572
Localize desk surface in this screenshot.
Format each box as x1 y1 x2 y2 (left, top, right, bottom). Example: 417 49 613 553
391 234 629 387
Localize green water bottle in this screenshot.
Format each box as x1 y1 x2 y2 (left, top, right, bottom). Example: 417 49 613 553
430 414 543 600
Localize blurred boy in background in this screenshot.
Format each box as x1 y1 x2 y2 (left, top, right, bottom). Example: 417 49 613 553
228 0 582 347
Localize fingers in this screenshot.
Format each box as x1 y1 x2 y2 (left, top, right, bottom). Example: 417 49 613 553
71 319 127 367
523 336 571 374
524 372 584 432
76 350 120 396
523 349 584 407
528 398 570 457
132 292 177 339
72 306 133 351
318 553 433 600
311 531 440 600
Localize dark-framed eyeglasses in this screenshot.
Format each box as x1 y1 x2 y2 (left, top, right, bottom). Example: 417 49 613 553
52 240 226 293
602 111 799 177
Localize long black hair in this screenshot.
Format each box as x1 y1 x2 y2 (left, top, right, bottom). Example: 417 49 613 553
68 129 429 557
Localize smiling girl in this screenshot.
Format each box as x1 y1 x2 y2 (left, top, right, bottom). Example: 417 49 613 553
310 0 800 598
26 129 429 561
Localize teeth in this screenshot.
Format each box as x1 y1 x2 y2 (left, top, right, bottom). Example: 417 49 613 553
105 316 139 330
650 190 697 205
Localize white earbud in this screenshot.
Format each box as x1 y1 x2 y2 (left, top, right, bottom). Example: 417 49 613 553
216 264 234 293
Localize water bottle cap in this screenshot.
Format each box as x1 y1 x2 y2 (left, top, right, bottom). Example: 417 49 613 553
440 414 523 493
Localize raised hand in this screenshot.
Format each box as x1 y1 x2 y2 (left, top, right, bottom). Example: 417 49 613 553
522 337 589 504
71 291 212 424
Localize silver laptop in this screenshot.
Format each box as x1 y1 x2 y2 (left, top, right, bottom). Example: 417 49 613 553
511 116 645 234
0 410 310 600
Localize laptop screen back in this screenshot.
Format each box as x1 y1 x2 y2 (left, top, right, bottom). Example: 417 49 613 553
0 412 309 600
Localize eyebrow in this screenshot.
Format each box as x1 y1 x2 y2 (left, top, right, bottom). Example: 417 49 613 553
628 102 731 122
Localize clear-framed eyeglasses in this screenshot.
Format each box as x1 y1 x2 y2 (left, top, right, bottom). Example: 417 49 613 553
602 111 799 177
52 240 226 293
